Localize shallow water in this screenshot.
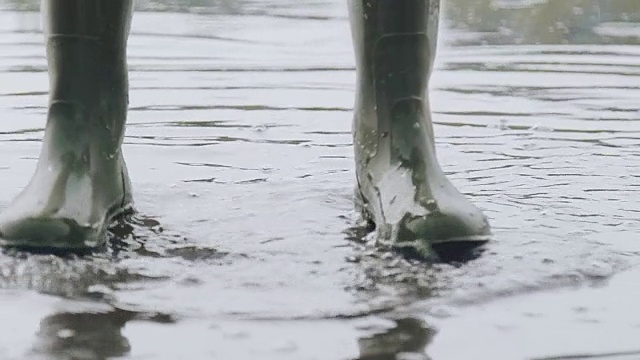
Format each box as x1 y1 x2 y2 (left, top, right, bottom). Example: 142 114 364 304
1 0 640 359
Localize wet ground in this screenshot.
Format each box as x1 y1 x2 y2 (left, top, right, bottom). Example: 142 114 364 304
1 0 640 359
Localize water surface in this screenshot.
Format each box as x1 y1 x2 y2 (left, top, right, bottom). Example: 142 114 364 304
0 0 640 359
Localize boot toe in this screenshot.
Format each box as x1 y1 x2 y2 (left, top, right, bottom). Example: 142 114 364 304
393 208 491 261
0 216 102 250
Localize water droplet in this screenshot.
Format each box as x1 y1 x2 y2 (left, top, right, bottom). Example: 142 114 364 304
387 258 400 268
57 329 75 339
581 260 614 279
425 199 437 211
430 305 456 319
87 284 113 296
381 252 394 260
253 124 268 132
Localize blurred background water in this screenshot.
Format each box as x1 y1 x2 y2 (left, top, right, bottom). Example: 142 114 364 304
0 0 640 359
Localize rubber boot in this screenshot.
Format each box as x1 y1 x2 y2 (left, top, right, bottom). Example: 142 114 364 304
349 0 491 260
0 0 134 250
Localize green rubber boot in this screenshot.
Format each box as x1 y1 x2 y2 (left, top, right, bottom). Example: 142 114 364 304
349 0 491 260
0 0 134 250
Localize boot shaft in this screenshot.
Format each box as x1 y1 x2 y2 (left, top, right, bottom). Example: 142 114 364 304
42 0 133 51
349 0 441 154
42 0 132 110
349 0 440 96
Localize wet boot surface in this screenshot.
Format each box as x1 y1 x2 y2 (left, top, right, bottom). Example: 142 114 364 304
0 0 134 250
349 0 491 260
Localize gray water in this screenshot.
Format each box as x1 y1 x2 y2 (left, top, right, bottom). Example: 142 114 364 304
1 0 640 359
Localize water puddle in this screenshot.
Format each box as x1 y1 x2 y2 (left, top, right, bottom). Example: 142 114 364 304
0 0 639 359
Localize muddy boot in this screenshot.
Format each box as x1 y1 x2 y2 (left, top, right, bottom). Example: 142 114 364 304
349 0 491 260
0 0 134 250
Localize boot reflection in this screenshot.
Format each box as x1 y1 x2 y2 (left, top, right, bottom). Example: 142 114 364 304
356 318 434 360
32 308 135 359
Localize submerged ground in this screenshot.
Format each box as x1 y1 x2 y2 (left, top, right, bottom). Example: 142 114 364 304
1 0 640 359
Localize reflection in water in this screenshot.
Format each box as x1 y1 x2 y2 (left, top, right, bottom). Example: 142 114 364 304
445 0 640 45
0 0 640 358
31 306 175 360
356 318 434 360
0 0 318 15
32 309 134 359
3 0 640 46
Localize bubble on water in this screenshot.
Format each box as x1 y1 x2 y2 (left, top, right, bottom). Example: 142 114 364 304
365 231 377 246
364 250 378 258
177 275 203 286
489 119 510 130
252 124 268 133
387 258 401 268
580 260 614 280
428 305 456 319
529 124 554 132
